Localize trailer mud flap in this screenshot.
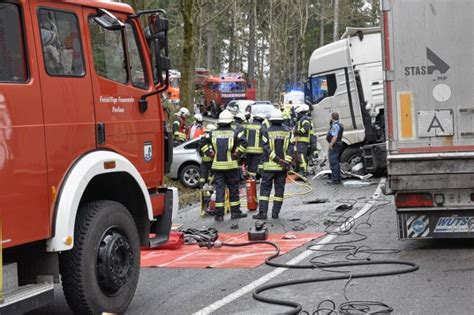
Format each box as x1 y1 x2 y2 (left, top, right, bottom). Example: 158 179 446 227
398 210 474 239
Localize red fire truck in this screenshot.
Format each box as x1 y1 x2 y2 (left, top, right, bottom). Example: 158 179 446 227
0 1 175 314
200 73 256 117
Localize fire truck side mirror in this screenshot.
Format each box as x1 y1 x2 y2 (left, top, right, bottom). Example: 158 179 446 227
148 14 169 35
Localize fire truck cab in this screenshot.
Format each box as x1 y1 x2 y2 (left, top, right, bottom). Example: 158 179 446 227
0 1 175 314
201 73 250 118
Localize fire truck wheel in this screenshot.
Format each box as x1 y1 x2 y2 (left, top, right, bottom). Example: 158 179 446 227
59 200 140 315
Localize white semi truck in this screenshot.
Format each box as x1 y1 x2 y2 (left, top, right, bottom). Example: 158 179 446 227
305 27 386 174
383 0 474 239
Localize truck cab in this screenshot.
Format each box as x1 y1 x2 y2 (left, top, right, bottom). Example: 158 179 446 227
305 27 386 173
0 1 175 313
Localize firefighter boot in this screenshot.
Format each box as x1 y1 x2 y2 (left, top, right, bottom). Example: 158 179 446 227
231 212 248 219
252 212 267 220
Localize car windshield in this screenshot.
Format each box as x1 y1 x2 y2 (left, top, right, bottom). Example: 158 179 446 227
218 82 245 92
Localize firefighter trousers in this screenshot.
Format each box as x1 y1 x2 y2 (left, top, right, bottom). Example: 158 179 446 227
246 153 261 178
199 161 213 188
258 171 286 215
214 169 241 216
296 142 309 173
329 144 342 182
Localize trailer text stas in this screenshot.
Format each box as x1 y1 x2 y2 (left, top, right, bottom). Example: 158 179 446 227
201 73 255 118
305 28 386 174
0 1 176 313
383 0 474 239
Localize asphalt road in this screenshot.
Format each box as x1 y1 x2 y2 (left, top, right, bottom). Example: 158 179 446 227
30 175 474 315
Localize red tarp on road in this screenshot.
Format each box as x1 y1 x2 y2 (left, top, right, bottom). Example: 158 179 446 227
140 232 325 269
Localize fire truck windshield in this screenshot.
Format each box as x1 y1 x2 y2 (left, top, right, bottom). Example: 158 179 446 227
217 82 245 92
170 77 180 87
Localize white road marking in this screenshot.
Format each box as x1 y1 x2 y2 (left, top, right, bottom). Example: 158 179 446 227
193 182 383 315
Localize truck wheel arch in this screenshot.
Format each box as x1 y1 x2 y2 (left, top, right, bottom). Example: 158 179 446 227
46 151 153 252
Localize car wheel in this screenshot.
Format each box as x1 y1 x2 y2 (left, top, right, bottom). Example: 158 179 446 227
180 164 200 188
59 200 140 315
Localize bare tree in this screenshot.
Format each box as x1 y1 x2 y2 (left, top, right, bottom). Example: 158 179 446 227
333 0 339 41
247 0 256 81
180 0 194 110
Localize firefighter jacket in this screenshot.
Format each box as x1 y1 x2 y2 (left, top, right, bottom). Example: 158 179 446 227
261 124 294 172
199 134 213 163
294 115 312 143
189 123 205 139
199 126 247 170
173 116 187 142
231 121 245 136
245 120 264 154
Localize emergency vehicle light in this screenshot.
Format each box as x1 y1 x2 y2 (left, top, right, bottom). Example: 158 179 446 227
395 193 433 208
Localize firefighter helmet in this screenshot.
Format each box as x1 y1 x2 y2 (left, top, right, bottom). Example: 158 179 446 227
252 112 266 121
269 109 284 122
206 123 217 131
176 107 190 117
217 109 233 125
194 113 203 122
234 112 246 122
294 104 309 114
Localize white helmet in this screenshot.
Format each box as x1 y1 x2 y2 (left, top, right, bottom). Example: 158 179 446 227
218 109 233 125
294 104 309 114
176 107 190 117
194 113 203 122
269 109 284 122
228 106 239 115
206 123 217 131
235 112 246 122
253 112 266 121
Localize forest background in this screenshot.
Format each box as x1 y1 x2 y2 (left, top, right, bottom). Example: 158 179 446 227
122 0 380 108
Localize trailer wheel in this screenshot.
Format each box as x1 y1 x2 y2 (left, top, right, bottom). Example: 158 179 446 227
340 146 363 166
60 200 140 315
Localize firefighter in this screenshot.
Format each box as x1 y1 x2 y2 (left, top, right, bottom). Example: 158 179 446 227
245 112 265 178
293 104 312 177
199 110 247 221
282 107 293 130
232 112 247 182
253 110 293 220
189 113 205 140
199 123 217 188
231 112 246 134
173 107 189 146
326 112 344 184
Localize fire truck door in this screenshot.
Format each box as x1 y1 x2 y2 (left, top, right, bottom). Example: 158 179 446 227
30 2 96 233
0 2 49 248
84 9 162 185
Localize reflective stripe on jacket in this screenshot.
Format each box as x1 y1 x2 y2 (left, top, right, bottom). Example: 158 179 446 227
173 118 187 141
294 116 311 143
245 121 263 154
199 126 247 170
261 125 294 172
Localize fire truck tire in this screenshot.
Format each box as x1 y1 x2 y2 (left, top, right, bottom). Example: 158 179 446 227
59 200 140 315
